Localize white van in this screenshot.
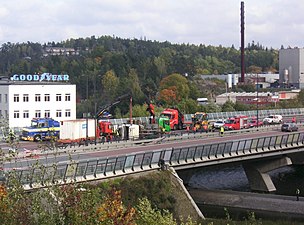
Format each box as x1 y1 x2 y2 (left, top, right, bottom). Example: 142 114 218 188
263 115 283 124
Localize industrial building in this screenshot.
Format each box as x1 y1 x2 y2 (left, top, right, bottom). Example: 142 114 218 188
215 92 279 106
0 75 76 128
279 48 304 88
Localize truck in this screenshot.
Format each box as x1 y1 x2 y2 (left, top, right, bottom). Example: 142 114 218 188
263 114 283 124
223 115 248 130
159 108 184 130
59 119 96 142
21 118 60 141
191 112 208 131
158 116 171 132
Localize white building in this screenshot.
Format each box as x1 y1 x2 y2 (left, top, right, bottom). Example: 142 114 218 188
0 76 76 128
279 47 304 88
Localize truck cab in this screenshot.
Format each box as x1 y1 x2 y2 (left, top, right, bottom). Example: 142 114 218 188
160 108 184 130
21 118 60 141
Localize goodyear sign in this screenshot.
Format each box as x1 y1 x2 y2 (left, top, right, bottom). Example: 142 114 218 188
10 73 69 82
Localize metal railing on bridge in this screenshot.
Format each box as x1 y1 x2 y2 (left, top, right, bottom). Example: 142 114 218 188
4 131 304 190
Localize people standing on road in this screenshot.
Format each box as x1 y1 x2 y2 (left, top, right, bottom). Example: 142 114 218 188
296 188 300 201
220 126 224 137
292 117 296 123
8 129 16 143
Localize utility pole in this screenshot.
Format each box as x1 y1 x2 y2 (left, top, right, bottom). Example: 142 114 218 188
86 74 89 145
94 74 97 145
256 73 259 130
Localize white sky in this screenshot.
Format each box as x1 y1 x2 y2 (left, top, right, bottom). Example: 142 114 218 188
0 0 303 49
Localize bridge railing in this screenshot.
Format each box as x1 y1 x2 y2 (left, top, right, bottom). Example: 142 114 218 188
4 131 304 190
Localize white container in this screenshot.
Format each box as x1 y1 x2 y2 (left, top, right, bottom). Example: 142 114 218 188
129 124 140 140
59 119 95 140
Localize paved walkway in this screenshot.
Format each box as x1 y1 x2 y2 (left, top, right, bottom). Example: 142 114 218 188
188 188 304 220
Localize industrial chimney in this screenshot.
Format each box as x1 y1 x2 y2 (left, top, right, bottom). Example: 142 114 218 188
240 1 245 83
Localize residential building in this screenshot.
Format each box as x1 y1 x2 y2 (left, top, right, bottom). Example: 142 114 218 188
216 92 279 106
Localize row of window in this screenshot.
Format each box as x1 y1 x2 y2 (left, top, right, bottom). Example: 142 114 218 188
12 109 71 119
12 93 71 102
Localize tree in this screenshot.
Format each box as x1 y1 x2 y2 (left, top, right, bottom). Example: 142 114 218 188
102 70 120 101
136 197 176 225
158 87 178 106
97 188 136 225
159 73 190 104
126 68 144 103
221 100 235 112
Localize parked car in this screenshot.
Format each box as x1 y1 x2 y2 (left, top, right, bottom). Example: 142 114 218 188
263 115 283 124
213 120 225 129
247 117 263 128
281 123 298 132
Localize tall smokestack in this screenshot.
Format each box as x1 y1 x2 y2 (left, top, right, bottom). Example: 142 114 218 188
240 1 245 83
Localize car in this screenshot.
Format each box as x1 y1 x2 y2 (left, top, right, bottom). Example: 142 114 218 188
263 115 283 124
281 123 298 132
213 120 225 129
247 117 263 128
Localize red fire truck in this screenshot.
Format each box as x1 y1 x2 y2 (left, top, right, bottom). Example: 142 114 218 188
223 115 248 130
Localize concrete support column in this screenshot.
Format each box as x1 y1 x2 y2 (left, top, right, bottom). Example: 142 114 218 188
243 157 292 192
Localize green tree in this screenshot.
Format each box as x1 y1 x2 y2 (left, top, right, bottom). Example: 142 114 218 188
136 197 176 225
127 68 145 103
102 70 120 101
221 100 235 112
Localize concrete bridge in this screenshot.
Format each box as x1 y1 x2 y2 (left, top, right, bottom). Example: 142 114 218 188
4 130 304 192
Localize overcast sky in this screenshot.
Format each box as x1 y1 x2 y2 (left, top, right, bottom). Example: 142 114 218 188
0 0 303 49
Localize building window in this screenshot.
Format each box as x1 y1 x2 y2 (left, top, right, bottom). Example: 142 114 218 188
44 94 50 102
35 94 41 102
14 94 19 102
5 110 8 118
23 94 29 102
44 110 50 118
35 110 41 118
0 110 2 118
65 94 71 101
56 94 62 101
56 110 62 117
0 94 2 103
5 94 7 103
23 110 29 118
14 110 20 118
65 109 71 117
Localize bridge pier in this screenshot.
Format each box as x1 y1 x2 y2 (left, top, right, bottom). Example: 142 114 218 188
243 157 292 192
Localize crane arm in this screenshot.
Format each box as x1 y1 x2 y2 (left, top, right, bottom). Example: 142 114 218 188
96 93 131 119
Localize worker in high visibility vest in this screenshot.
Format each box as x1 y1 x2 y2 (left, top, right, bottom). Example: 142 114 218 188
220 126 224 137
